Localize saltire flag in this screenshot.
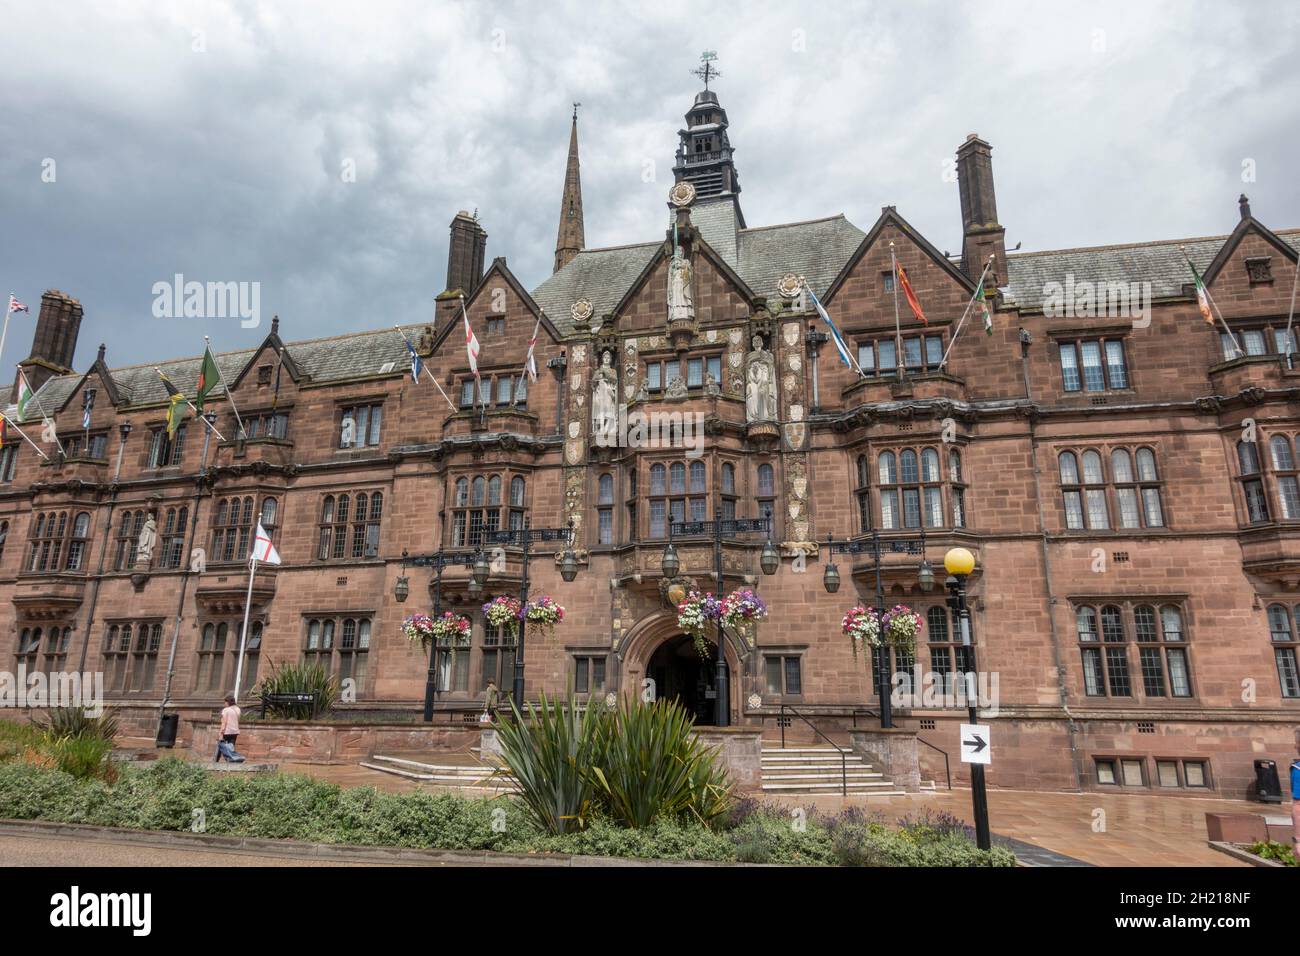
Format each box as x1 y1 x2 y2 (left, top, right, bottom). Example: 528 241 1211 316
194 346 221 412
895 261 927 325
978 277 994 335
404 336 423 382
806 284 858 372
81 390 94 430
6 295 29 315
525 316 541 383
462 298 480 378
250 520 281 565
1189 261 1214 325
159 373 187 438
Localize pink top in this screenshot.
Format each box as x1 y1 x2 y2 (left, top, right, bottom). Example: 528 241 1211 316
220 705 241 736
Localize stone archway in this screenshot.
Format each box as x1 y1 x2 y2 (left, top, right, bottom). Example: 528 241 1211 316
619 611 743 726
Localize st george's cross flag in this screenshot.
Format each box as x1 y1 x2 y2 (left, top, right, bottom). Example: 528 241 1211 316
461 298 481 378
250 521 281 565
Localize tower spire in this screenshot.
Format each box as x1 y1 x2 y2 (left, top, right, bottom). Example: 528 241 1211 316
553 104 585 273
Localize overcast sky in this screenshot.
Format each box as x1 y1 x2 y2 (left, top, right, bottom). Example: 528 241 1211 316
1 0 1297 371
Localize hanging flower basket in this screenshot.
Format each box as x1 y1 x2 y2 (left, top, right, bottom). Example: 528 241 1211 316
841 605 881 663
401 613 437 648
430 611 471 643
522 596 566 638
676 590 723 658
483 596 523 638
881 605 922 656
720 588 768 646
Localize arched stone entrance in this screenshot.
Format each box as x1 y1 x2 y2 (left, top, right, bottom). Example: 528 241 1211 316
645 634 730 726
619 611 742 726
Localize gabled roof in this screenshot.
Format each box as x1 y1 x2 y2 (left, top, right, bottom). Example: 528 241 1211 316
1202 216 1300 284
227 317 304 392
432 257 564 354
1003 230 1300 312
531 240 661 335
823 206 976 303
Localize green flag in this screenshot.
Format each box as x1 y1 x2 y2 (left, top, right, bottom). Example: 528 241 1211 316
15 368 34 420
158 371 187 438
195 347 220 412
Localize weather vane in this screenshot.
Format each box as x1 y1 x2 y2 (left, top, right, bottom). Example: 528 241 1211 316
572 101 581 120
691 51 720 89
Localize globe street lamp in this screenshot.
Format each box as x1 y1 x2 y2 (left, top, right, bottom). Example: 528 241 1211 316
943 546 990 850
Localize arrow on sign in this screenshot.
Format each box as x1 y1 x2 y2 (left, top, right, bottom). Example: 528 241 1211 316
962 734 987 753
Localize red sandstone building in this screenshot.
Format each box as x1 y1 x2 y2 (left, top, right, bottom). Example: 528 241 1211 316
3 83 1298 798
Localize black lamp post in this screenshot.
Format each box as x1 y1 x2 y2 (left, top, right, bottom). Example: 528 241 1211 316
661 509 777 727
395 548 481 722
944 546 991 850
486 518 578 708
822 527 934 729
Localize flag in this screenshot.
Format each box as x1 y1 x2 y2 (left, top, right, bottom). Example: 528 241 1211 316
0 417 7 449
15 368 34 419
806 284 858 372
462 298 480 377
194 346 220 412
250 520 281 565
977 277 994 335
404 336 423 383
525 316 541 383
1189 261 1214 325
271 348 284 410
6 295 29 315
159 373 187 438
81 390 94 430
895 261 927 325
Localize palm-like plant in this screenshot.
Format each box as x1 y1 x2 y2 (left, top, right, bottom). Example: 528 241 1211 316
255 660 339 719
34 706 119 742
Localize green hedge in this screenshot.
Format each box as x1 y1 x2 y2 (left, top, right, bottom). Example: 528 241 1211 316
0 758 1015 866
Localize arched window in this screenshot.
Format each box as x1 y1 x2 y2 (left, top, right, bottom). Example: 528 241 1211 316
721 462 737 521
670 463 686 495
756 463 776 522
949 451 962 483
450 474 510 546
260 497 278 529
854 455 871 532
1270 435 1300 519
1238 441 1269 523
689 461 706 494
104 624 129 691
471 477 485 507
488 476 501 506
879 451 896 485
28 511 68 573
650 464 666 496
921 448 939 482
900 449 919 483
878 448 942 529
510 476 525 507
1060 451 1109 530
649 461 709 537
66 512 91 571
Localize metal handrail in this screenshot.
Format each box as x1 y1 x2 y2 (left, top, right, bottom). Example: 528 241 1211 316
778 704 848 796
916 736 952 790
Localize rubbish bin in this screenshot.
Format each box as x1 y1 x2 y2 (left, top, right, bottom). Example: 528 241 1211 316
156 713 179 749
1253 758 1282 803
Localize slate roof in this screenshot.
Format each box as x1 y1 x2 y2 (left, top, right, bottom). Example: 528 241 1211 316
531 240 661 334
1004 230 1300 312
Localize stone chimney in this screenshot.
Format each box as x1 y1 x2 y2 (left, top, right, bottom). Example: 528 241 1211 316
14 289 84 399
956 134 1007 286
445 210 487 296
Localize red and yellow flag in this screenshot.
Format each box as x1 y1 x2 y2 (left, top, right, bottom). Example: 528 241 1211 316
895 261 927 325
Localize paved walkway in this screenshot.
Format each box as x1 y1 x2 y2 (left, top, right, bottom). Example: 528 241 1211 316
0 831 382 867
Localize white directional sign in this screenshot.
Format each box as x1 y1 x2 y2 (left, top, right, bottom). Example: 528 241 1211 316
960 723 991 765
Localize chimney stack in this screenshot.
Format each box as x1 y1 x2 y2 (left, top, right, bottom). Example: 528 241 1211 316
445 210 487 296
13 289 84 400
1239 194 1252 221
956 134 1007 286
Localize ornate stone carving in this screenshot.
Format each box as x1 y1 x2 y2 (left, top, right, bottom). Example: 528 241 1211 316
591 349 618 442
745 335 777 423
668 250 694 324
665 376 688 400
1194 396 1224 415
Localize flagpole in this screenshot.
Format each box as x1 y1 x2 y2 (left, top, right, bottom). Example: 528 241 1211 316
1181 247 1242 356
393 326 458 413
0 411 51 461
889 243 903 376
0 299 14 377
461 294 485 415
802 277 865 377
232 554 257 701
1284 250 1300 369
206 336 247 439
15 364 65 456
939 257 995 370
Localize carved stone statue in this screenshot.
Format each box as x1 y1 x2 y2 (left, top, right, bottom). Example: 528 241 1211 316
665 375 688 400
746 335 777 422
135 515 158 567
667 250 694 323
591 350 618 443
340 414 356 448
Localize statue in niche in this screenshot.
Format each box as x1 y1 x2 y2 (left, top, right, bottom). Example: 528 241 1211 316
591 350 618 442
136 515 158 567
745 335 778 422
665 375 688 400
667 249 694 323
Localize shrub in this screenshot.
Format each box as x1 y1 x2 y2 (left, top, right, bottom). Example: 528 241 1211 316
43 734 117 783
0 720 43 763
255 660 339 719
1248 840 1297 866
34 706 119 742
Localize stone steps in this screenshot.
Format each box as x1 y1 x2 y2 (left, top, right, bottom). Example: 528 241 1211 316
759 746 906 795
360 754 517 792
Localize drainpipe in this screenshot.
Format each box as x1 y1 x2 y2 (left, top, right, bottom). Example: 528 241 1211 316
1020 327 1083 790
76 421 133 673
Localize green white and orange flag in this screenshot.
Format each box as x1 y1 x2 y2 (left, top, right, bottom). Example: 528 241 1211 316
1189 261 1215 325
978 277 994 335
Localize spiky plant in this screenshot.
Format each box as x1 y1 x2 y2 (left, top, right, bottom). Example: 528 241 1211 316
254 660 339 719
34 706 119 742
